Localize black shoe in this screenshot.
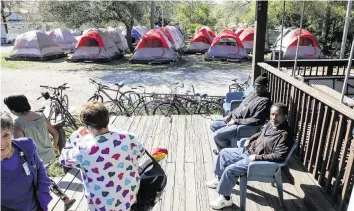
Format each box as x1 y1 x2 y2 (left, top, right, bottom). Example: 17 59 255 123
64 198 76 211
213 149 219 155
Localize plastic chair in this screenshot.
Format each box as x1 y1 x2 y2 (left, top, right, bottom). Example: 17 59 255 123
238 138 297 211
230 125 261 148
222 86 254 116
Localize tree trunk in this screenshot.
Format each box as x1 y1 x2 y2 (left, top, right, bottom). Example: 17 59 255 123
1 1 8 33
125 21 135 53
321 3 331 44
150 1 155 29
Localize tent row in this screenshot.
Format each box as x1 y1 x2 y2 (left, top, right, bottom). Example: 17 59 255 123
130 26 186 64
5 27 131 62
186 26 324 61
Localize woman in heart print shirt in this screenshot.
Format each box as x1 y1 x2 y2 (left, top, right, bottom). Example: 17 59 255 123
59 102 145 211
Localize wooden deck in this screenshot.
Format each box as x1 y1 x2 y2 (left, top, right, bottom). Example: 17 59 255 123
49 115 338 211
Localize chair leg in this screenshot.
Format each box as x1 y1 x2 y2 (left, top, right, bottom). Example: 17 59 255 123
239 176 248 211
274 171 284 207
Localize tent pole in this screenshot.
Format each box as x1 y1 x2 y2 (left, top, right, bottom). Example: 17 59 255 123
340 39 354 103
340 0 352 59
278 0 285 70
293 1 305 77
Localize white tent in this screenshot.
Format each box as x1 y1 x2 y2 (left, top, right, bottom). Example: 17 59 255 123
104 27 129 53
48 28 77 52
6 30 65 61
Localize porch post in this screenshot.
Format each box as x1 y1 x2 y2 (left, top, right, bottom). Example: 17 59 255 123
251 0 268 83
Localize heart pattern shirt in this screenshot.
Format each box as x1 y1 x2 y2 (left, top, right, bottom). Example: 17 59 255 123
59 127 145 211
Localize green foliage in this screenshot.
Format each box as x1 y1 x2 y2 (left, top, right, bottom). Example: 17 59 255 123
47 159 65 178
175 2 216 35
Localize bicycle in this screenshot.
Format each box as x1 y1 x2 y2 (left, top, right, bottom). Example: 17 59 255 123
87 78 140 112
39 83 70 121
153 82 224 117
229 76 251 92
37 92 78 130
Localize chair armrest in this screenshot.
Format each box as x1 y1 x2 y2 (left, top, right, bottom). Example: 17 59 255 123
247 161 285 181
225 92 243 103
230 100 242 111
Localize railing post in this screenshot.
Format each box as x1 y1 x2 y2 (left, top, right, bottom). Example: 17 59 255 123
252 0 268 83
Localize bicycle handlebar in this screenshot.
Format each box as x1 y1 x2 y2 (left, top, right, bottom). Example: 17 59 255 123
39 83 70 90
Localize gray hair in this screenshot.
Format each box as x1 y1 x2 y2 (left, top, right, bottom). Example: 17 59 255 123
1 112 14 131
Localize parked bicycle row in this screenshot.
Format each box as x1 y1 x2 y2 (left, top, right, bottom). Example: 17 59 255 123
35 76 251 129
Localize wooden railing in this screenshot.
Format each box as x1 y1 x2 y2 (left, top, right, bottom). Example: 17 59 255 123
258 62 354 211
264 59 354 76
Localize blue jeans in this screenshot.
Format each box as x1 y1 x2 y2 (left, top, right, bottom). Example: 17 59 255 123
214 147 250 196
210 120 239 151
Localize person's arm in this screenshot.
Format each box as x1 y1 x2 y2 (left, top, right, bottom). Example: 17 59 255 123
254 134 292 162
58 130 85 168
46 120 59 153
234 99 270 126
13 122 25 138
31 139 52 211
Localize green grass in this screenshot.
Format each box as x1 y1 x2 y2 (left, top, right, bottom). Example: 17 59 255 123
47 159 65 177
1 53 37 69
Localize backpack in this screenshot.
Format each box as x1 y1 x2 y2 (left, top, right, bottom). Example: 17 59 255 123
131 150 167 211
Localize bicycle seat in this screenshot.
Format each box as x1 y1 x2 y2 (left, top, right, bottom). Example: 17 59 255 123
115 82 124 87
232 78 238 82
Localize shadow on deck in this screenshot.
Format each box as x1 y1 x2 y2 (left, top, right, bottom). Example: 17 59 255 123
48 115 337 211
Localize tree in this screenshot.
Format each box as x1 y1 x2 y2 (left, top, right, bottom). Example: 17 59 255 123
1 0 22 33
175 1 216 34
39 1 148 52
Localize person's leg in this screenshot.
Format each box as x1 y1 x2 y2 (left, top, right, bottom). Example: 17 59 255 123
213 124 239 151
210 150 250 209
210 120 227 132
207 148 245 189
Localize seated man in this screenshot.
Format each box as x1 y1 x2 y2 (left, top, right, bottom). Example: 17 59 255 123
206 103 294 209
210 74 271 154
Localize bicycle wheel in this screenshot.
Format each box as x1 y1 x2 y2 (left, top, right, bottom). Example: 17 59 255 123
62 94 69 112
104 101 123 116
64 112 78 130
88 95 103 102
153 103 180 116
119 91 140 112
135 99 162 116
198 101 224 115
48 102 60 122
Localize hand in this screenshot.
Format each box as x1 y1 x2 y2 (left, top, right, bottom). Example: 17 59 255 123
249 154 256 161
243 139 250 148
54 146 59 154
223 116 231 123
227 119 235 126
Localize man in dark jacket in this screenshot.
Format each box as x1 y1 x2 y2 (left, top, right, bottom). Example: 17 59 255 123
206 103 294 209
210 74 271 154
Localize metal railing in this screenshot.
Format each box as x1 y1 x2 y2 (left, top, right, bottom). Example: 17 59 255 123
258 62 354 210
265 59 354 76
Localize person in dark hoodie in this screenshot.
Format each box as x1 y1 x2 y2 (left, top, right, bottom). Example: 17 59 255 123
210 73 271 154
1 112 52 211
206 103 294 209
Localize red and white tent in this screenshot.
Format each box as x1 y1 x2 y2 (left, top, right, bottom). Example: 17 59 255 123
68 29 120 62
239 27 270 54
235 27 247 37
186 26 216 53
206 29 248 60
274 28 325 59
130 29 178 64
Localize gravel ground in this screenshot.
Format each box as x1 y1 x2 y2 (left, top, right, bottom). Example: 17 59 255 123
1 52 252 114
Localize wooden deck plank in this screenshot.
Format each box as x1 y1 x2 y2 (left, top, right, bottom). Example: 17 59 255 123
288 156 337 211
185 163 197 211
53 173 83 211
49 168 80 210
160 163 176 211
50 115 338 211
109 115 127 129
193 116 215 211
172 115 186 211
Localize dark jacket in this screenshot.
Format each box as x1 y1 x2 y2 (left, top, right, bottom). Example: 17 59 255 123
247 121 294 162
10 138 52 211
228 91 271 126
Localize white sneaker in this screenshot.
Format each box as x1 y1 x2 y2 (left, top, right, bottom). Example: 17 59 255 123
210 196 233 209
206 179 219 189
